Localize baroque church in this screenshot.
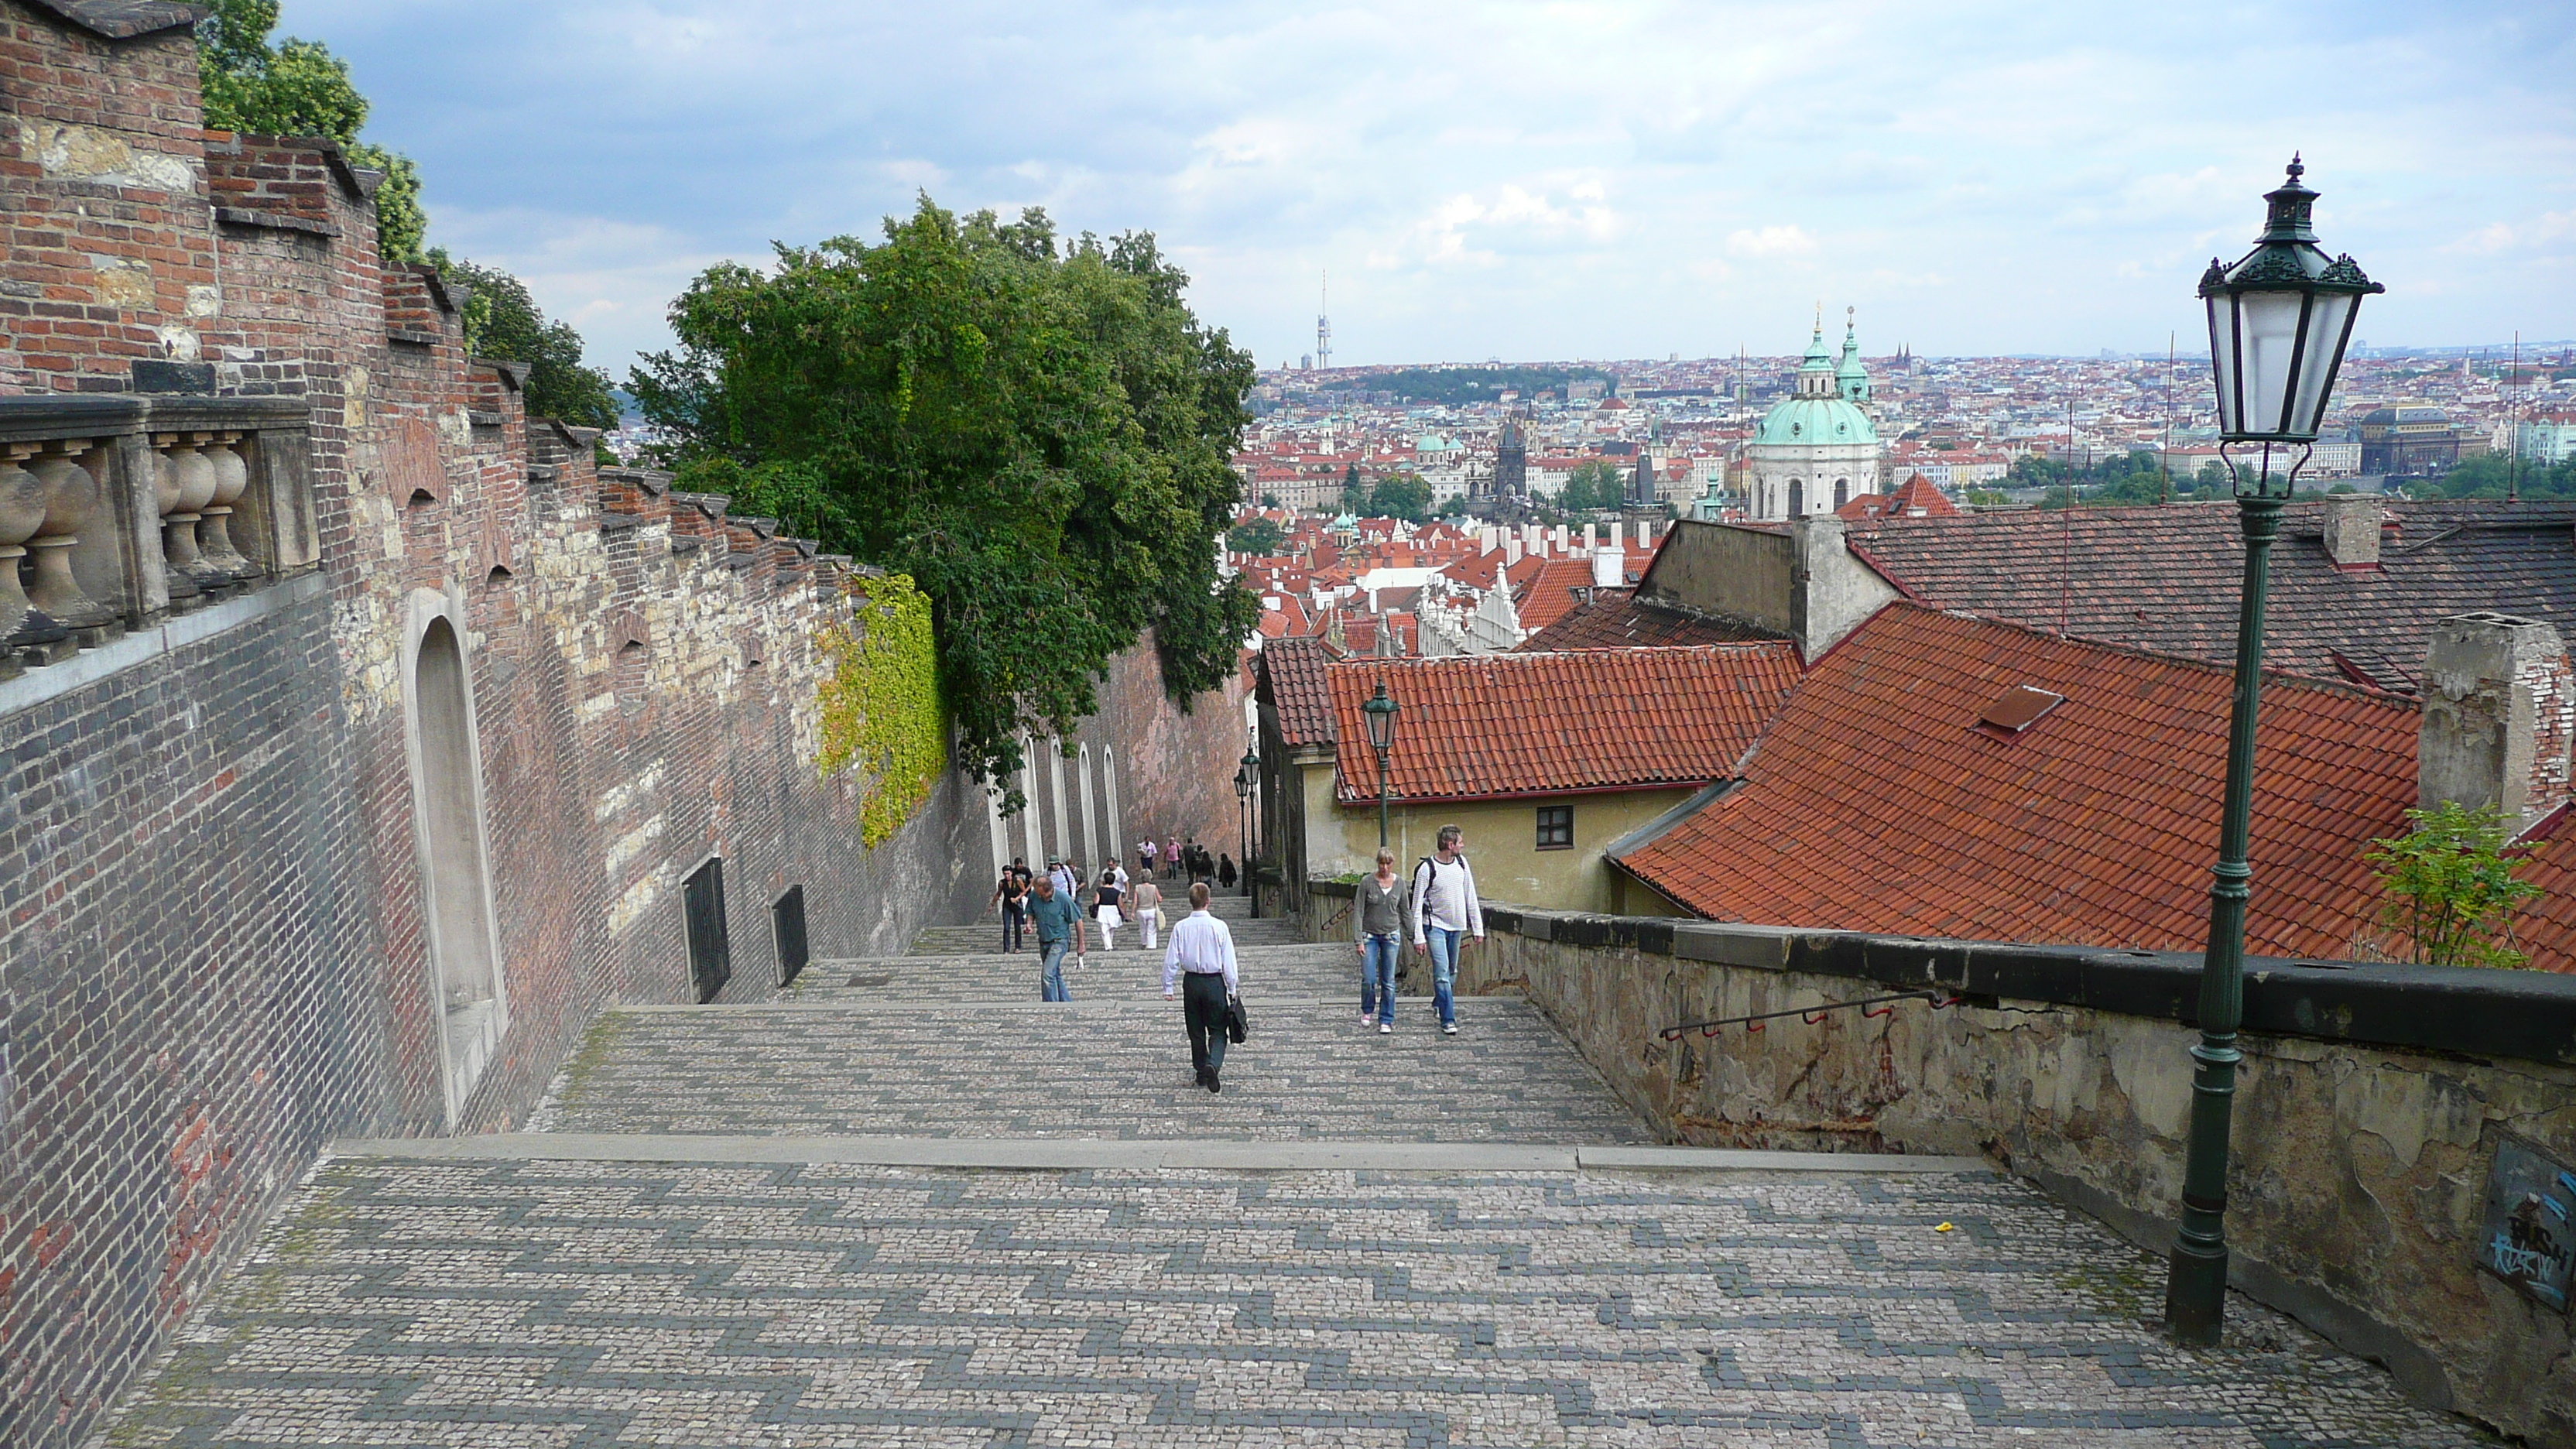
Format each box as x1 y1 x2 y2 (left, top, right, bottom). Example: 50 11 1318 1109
1746 310 1882 520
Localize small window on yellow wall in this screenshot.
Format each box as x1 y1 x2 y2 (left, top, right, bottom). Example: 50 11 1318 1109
1536 804 1573 850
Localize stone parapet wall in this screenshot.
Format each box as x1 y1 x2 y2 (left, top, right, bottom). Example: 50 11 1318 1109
1297 879 2576 1445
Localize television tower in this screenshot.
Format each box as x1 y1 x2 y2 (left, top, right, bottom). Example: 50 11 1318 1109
1316 270 1331 372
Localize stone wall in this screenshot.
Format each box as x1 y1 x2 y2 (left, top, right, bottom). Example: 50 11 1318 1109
0 7 1227 1444
1298 880 2576 1445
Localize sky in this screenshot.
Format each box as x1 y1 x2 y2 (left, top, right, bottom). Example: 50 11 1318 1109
295 0 2576 378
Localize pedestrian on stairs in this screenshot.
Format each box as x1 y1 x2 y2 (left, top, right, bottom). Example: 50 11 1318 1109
990 858 1029 953
1093 868 1125 952
1129 874 1164 951
1162 882 1240 1092
1139 837 1160 877
1025 872 1084 1002
1355 848 1403 1033
1409 824 1484 1036
1217 853 1238 891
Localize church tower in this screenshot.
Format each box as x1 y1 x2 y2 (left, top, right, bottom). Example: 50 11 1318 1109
1744 307 1882 520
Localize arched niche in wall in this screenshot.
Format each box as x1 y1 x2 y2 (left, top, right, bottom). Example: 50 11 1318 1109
1788 478 1805 517
401 587 510 1129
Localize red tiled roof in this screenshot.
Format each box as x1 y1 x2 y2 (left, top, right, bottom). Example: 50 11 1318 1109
1518 592 1793 652
1614 604 2423 958
1259 636 1337 747
1326 645 1804 804
1514 556 1610 632
2507 813 2576 973
1847 500 2576 688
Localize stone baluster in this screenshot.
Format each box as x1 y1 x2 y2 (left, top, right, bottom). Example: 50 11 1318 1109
198 431 259 580
26 440 119 635
0 447 48 646
153 433 210 603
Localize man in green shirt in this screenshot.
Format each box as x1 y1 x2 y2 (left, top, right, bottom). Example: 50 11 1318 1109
1024 872 1085 1002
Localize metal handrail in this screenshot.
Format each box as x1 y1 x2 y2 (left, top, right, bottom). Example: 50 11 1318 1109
1658 990 1961 1042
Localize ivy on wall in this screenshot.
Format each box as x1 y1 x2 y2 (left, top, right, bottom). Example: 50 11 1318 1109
816 574 947 848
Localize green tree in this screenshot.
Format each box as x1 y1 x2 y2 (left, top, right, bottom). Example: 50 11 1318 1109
2420 454 2576 501
1228 517 1286 555
426 252 618 430
630 200 1261 801
196 0 426 262
2363 801 2543 969
1339 464 1368 515
1558 459 1623 512
1368 471 1431 522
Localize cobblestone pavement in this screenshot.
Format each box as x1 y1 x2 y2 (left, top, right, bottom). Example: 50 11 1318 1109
538 998 1652 1142
98 1159 2494 1448
94 894 2502 1447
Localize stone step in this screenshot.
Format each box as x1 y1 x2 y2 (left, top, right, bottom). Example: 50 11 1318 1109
101 1149 2489 1449
797 940 1427 1005
536 995 1644 1143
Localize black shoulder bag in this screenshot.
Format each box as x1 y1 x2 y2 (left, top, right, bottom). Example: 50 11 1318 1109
1225 993 1249 1043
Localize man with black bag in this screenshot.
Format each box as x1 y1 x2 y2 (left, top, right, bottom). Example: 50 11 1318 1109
1160 882 1241 1092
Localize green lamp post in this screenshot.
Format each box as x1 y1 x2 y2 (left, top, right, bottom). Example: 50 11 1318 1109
2165 155 2380 1346
1235 748 1259 910
1361 681 1399 848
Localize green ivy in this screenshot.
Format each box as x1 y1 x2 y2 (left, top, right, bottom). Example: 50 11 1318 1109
817 574 946 848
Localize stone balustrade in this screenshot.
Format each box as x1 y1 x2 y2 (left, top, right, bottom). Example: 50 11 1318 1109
0 395 313 681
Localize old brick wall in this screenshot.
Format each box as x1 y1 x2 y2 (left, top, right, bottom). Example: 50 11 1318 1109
0 2 218 394
0 8 996 1446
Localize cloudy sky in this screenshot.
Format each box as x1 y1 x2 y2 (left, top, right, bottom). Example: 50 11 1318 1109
296 0 2573 375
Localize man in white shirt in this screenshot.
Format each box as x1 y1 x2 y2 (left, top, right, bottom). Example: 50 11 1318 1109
1161 882 1241 1091
1408 824 1484 1036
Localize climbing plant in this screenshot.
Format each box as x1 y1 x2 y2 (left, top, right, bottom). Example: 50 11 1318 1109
2362 801 2540 969
815 574 946 848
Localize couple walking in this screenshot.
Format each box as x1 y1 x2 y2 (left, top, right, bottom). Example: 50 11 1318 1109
1352 825 1484 1036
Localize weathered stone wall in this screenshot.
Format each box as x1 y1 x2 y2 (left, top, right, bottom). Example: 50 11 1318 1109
1297 881 2576 1445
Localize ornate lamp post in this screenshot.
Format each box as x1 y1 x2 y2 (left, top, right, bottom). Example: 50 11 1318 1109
1361 681 1399 848
2165 156 2379 1347
1233 752 1255 909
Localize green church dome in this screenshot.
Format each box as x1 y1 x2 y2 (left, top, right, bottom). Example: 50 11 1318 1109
1755 394 1876 447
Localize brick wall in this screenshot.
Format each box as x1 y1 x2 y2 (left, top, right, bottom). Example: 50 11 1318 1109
0 6 1073 1444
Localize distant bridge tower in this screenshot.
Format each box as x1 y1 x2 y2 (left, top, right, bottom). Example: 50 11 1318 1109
1316 269 1331 372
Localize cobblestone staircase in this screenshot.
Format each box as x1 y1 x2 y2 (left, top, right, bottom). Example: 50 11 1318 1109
95 889 2499 1447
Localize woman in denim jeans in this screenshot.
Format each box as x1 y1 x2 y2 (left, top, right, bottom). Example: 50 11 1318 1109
1355 848 1404 1033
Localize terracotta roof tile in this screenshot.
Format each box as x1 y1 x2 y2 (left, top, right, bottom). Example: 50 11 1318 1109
1326 645 1804 804
2508 814 2576 973
1614 604 2423 959
1519 592 1794 652
1258 636 1338 747
1848 500 2576 687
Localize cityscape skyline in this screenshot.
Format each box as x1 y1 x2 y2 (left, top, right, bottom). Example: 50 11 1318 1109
287 0 2572 379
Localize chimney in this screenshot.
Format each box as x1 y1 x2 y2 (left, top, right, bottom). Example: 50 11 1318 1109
1633 519 1649 548
1367 587 1380 614
2420 611 2576 835
1481 526 1499 555
1552 525 1569 553
1506 539 1523 567
1582 522 1598 553
2323 495 2382 570
1591 547 1622 589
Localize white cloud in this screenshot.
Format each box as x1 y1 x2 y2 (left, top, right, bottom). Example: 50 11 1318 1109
318 0 2576 369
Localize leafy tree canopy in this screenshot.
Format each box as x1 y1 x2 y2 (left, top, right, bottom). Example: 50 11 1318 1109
1368 471 1431 522
1228 517 1287 556
1556 459 1626 512
630 199 1261 801
195 0 424 262
427 251 619 431
1372 365 1608 406
2413 454 2576 501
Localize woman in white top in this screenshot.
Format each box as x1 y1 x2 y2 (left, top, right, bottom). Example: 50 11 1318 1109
1129 875 1164 950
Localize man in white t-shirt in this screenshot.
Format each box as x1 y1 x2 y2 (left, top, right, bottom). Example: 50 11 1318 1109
1408 824 1484 1036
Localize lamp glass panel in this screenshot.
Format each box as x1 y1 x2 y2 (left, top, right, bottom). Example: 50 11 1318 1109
2286 292 2355 437
2238 289 2308 437
2205 296 2239 435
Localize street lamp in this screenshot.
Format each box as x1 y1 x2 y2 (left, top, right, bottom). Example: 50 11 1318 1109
1233 751 1256 909
2165 155 2379 1348
1361 681 1399 848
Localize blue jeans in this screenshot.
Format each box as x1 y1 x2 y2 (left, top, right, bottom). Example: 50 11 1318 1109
1001 902 1025 952
1038 940 1071 1001
1425 926 1463 1026
1360 934 1399 1023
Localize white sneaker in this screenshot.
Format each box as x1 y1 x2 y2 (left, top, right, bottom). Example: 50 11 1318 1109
1358 1013 1375 1027
1379 1022 1392 1035
1441 1022 1458 1035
